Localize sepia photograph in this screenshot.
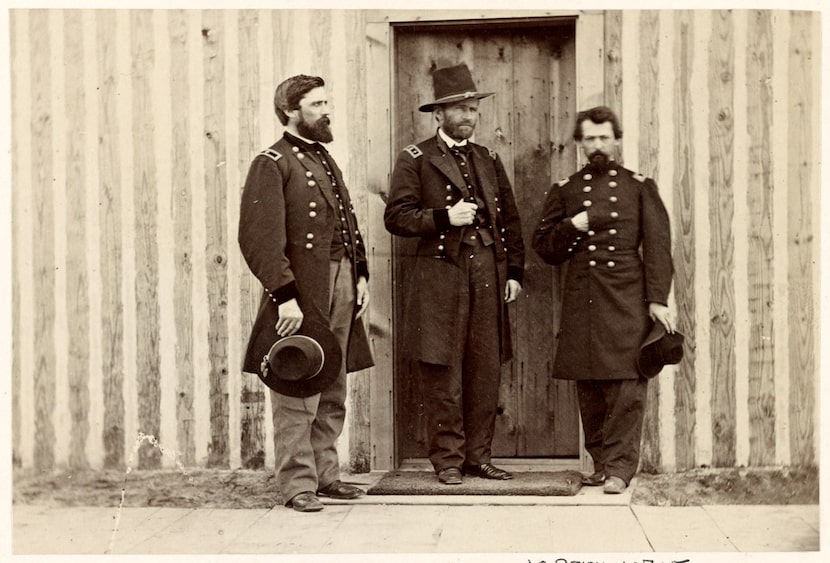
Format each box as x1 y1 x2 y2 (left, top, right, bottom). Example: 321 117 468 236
2 0 825 561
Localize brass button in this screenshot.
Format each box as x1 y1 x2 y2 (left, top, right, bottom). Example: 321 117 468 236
609 181 618 188
610 196 618 202
609 169 618 176
583 173 592 180
583 186 592 193
306 233 314 240
587 230 595 236
589 260 597 267
583 200 592 207
297 153 304 160
609 228 617 235
607 261 616 267
309 211 317 218
438 245 444 251
446 195 453 201
292 146 300 153
588 244 597 251
309 201 317 209
608 245 615 251
610 211 619 218
307 180 316 187
305 170 313 177
305 242 313 249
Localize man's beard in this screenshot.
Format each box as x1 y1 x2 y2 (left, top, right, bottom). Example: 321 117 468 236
587 151 611 171
297 115 333 143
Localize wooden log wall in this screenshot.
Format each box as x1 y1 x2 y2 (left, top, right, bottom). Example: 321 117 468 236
610 10 819 470
10 9 819 472
10 8 374 471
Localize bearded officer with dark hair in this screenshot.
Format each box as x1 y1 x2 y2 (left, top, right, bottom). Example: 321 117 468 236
532 105 675 494
384 63 525 486
239 74 373 512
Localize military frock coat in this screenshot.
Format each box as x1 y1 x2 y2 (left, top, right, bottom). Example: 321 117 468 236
238 134 374 376
384 134 525 366
532 162 672 380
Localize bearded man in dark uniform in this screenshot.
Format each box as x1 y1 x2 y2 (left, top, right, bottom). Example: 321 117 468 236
533 106 676 494
384 64 525 485
239 75 373 512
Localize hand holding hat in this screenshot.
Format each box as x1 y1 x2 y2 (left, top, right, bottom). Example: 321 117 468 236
258 317 343 398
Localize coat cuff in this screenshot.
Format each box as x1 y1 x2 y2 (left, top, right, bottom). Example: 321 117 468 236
432 208 451 232
269 281 299 305
507 266 524 285
356 261 370 282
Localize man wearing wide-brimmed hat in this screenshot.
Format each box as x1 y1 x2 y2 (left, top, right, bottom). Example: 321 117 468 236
384 63 525 485
239 74 374 512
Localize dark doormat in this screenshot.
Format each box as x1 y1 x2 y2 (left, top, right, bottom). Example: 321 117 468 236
367 470 584 496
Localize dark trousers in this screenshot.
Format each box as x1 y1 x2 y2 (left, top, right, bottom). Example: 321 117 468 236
420 237 501 472
576 378 648 485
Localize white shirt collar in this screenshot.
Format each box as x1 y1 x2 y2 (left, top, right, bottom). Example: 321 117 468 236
438 127 468 148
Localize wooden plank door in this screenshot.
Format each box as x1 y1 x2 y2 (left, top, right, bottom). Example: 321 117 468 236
392 21 580 460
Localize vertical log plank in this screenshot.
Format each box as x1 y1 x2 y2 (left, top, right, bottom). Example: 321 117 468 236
203 10 230 468
237 10 266 469
637 10 661 473
672 10 697 471
708 10 737 467
65 9 91 469
30 9 57 470
97 10 126 469
169 9 196 466
604 11 623 114
787 11 816 466
131 10 162 469
746 10 776 466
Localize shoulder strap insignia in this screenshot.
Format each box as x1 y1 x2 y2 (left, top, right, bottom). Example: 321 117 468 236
488 147 497 160
259 148 282 162
557 177 570 187
633 173 646 182
403 144 423 158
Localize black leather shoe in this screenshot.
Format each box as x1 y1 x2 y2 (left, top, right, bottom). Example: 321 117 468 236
288 491 324 512
462 463 513 480
317 480 365 499
581 471 606 486
437 467 463 485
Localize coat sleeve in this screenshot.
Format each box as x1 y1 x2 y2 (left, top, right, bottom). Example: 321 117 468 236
532 183 581 266
641 178 673 304
493 152 525 283
238 155 298 304
384 149 452 236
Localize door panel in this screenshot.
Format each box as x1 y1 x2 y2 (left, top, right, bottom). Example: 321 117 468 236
393 22 579 459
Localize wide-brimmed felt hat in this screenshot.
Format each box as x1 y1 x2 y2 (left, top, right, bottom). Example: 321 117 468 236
258 318 342 398
418 63 494 112
637 322 685 379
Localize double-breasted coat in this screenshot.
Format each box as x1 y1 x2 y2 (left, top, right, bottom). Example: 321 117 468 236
532 162 672 380
239 134 373 377
384 134 525 366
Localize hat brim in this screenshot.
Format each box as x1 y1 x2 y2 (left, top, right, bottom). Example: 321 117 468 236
636 322 685 379
259 318 342 398
418 91 494 112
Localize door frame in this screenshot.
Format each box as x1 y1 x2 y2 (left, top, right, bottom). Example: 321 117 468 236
365 9 605 472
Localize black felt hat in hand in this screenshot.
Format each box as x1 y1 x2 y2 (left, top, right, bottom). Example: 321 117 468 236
418 63 494 112
258 318 342 398
636 322 685 379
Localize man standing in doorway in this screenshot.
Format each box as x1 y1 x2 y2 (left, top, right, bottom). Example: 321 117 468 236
239 74 373 511
532 106 675 494
384 63 525 485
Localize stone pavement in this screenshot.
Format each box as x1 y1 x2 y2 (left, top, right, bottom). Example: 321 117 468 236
11 480 820 556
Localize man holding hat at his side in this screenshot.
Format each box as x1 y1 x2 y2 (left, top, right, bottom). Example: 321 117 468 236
384 63 525 485
239 74 373 512
532 106 681 494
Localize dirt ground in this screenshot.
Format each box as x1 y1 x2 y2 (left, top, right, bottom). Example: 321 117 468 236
12 466 818 508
